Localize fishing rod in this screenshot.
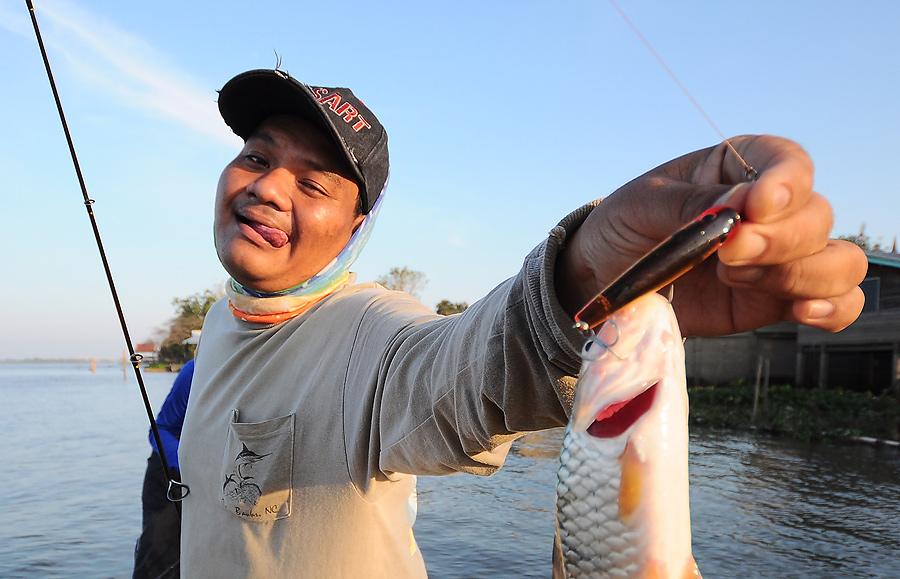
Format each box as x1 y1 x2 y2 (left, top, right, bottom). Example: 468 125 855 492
607 0 758 182
25 0 189 502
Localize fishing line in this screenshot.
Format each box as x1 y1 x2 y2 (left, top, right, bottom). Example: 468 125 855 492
25 0 189 502
608 0 757 180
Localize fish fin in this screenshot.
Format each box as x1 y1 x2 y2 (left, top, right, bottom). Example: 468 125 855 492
551 526 569 579
618 440 644 522
643 557 702 579
685 556 702 578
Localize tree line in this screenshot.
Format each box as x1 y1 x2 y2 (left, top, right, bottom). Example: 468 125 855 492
154 268 468 364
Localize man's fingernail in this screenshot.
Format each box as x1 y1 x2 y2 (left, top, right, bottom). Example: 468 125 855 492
770 185 791 214
807 299 836 320
737 232 767 261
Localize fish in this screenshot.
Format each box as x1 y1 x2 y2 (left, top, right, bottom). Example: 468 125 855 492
553 291 700 578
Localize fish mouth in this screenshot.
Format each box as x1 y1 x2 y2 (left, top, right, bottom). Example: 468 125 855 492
586 382 658 438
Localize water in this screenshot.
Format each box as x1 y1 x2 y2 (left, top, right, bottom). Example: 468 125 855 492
1 363 898 578
0 362 171 578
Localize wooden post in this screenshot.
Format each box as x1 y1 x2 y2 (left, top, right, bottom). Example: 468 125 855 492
818 344 828 389
752 355 763 424
892 343 899 395
893 343 900 439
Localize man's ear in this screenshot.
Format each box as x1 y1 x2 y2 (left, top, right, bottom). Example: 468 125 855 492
351 213 366 234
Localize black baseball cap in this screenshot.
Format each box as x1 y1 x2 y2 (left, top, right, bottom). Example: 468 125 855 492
217 69 389 214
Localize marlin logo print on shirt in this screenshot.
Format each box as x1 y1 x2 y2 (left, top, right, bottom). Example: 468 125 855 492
223 444 271 513
222 410 294 521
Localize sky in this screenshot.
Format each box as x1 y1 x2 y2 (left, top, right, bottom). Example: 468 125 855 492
1 0 898 360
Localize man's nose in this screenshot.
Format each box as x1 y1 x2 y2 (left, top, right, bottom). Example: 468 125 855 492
246 168 292 211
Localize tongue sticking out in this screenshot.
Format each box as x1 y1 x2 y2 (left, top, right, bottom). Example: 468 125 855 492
249 222 289 248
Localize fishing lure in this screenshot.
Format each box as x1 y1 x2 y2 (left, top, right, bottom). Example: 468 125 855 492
574 205 741 333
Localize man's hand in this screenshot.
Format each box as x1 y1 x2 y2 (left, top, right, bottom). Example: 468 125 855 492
556 135 867 337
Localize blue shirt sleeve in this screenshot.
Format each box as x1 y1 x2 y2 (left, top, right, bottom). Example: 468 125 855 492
148 359 193 471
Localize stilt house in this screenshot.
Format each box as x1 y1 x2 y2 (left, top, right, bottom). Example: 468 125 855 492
685 250 900 394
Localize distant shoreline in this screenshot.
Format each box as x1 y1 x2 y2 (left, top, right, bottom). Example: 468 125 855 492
0 358 118 364
0 359 181 373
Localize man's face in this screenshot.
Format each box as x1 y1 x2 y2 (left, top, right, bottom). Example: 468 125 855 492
214 115 365 293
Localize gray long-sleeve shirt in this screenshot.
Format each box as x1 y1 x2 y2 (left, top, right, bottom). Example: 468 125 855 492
179 204 595 578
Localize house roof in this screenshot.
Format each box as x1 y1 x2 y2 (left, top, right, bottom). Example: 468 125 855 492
866 250 900 269
183 330 201 345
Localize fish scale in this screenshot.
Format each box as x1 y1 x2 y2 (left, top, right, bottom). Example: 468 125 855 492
558 429 641 576
554 293 701 579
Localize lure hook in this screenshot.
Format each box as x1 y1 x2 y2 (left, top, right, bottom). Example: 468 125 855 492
581 319 622 362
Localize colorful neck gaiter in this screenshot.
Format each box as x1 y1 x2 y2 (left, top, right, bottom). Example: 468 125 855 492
228 187 386 324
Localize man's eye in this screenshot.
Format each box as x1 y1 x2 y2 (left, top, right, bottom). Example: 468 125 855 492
245 154 268 167
299 180 327 197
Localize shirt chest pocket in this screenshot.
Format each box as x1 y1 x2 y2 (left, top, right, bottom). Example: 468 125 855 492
221 409 294 522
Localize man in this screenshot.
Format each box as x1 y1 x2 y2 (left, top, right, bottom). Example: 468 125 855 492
179 69 865 578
